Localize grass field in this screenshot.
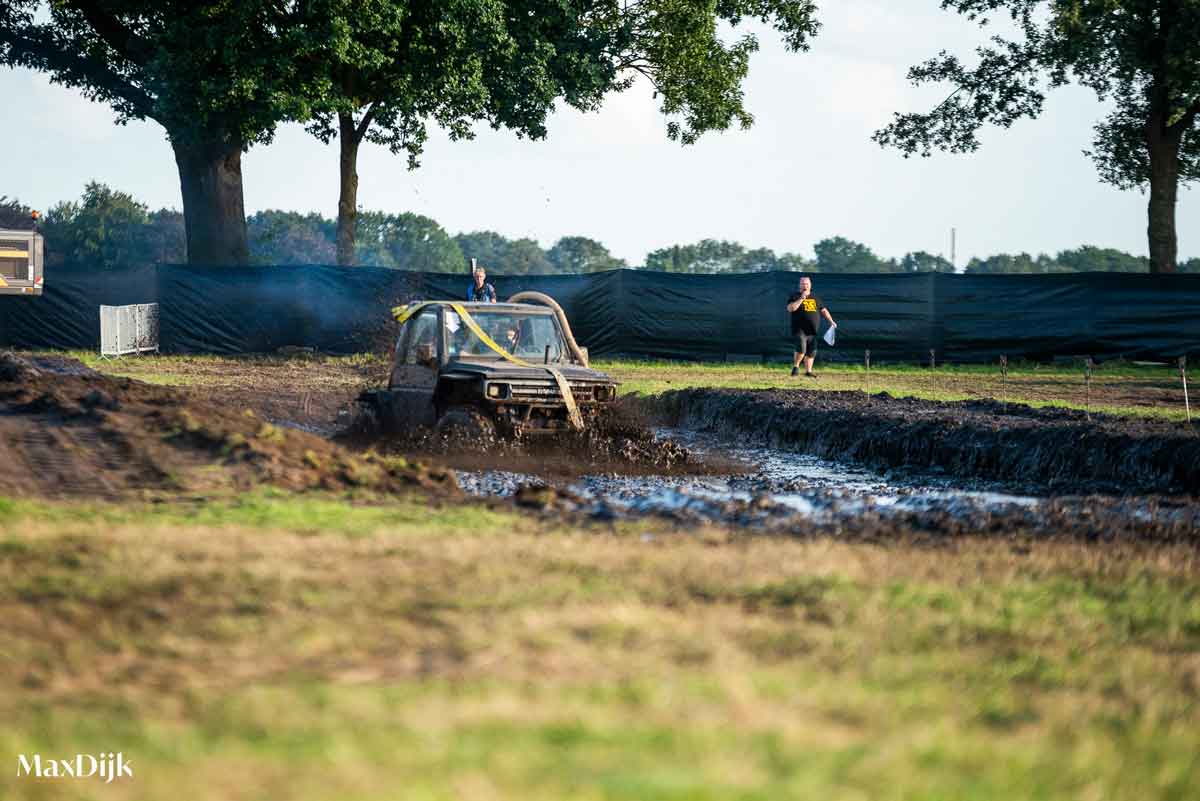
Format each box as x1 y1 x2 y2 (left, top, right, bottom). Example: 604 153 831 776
3 493 1199 800
52 351 1193 422
598 359 1193 422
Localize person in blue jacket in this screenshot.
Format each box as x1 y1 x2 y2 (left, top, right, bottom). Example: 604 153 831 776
467 262 497 303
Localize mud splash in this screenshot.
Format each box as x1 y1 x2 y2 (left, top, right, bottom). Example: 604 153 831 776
342 396 731 479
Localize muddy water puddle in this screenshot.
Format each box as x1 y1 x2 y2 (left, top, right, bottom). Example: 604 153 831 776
459 429 1042 525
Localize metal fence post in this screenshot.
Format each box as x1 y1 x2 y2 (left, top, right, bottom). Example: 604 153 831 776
1085 357 1094 420
865 349 871 394
999 354 1008 413
1181 356 1191 423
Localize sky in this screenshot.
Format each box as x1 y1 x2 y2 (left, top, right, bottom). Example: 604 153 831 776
2 1 1196 266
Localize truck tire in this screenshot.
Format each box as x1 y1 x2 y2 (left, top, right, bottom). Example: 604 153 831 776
435 406 496 442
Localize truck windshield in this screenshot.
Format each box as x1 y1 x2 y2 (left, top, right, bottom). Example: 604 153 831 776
446 310 567 362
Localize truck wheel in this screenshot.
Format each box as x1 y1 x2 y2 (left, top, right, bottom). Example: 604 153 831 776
350 392 383 436
435 406 496 442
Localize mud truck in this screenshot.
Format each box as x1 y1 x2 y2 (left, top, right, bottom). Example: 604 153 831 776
0 229 44 296
358 292 618 438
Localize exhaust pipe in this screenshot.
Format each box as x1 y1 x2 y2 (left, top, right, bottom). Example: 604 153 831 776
506 291 589 366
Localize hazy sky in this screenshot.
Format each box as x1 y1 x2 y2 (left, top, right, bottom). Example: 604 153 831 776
2 1 1195 265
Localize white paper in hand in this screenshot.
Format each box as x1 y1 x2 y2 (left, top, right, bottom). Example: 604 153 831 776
823 323 837 346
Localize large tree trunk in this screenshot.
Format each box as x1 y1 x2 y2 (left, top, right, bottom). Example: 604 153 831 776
336 112 360 267
172 138 249 265
1142 107 1180 275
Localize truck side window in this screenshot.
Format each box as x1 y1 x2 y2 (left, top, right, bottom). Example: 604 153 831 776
403 310 438 365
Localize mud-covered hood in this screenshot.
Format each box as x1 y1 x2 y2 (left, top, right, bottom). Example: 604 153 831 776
442 359 616 384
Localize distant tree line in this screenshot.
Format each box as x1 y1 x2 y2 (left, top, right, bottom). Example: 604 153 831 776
6 184 1199 274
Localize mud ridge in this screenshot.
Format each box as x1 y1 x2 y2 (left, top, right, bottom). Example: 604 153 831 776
0 353 456 499
648 388 1200 495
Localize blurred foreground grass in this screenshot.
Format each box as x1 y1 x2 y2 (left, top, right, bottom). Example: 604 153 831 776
2 493 1198 800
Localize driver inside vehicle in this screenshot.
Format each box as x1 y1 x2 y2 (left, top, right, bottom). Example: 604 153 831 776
502 322 520 352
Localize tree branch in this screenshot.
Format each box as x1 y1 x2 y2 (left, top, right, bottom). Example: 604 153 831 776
64 0 150 65
3 26 154 117
355 100 379 142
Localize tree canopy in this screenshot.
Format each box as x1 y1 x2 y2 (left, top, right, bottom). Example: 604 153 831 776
455 231 552 275
247 212 337 267
547 237 627 273
1 1 329 263
299 0 824 265
813 237 892 273
645 240 813 273
2 0 821 266
39 182 184 268
874 0 1200 273
0 196 37 230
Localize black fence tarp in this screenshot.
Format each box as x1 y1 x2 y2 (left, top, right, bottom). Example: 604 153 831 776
2 263 1198 362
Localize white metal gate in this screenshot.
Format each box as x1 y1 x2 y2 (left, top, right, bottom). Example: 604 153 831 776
100 303 159 357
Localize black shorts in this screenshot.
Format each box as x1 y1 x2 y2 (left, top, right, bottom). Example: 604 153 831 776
792 332 818 357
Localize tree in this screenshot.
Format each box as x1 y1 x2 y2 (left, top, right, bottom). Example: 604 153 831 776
143 208 186 265
645 244 691 272
455 231 515 272
900 251 955 273
304 1 504 265
501 238 556 275
645 240 745 273
813 237 894 273
731 247 775 272
454 231 553 274
547 236 626 273
247 211 337 266
356 211 463 271
874 0 1200 274
38 181 184 267
964 253 1043 274
0 196 36 230
3 1 327 264
308 0 821 266
644 241 816 273
776 252 818 272
1054 245 1147 272
963 246 1155 273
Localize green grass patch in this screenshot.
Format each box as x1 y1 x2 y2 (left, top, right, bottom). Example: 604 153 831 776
0 491 508 537
1 496 1198 799
596 358 1191 421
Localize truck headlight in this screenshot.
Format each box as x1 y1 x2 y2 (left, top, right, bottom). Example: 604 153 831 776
486 382 509 399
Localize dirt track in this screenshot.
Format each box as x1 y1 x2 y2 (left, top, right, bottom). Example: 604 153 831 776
3 352 1198 545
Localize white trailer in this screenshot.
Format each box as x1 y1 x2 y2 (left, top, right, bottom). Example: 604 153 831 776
0 229 44 296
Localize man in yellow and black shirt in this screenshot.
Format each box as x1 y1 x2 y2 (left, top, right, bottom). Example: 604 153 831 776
786 275 836 378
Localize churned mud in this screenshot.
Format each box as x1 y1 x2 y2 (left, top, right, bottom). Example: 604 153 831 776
645 388 1200 495
457 427 1200 546
342 396 733 479
5 352 1197 546
0 354 455 498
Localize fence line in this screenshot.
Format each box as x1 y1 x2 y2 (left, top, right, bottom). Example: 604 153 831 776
2 265 1199 362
